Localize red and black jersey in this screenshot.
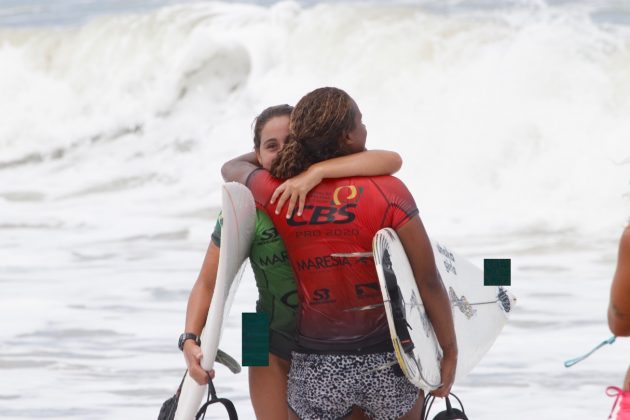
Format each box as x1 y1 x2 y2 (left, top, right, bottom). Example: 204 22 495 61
247 169 419 353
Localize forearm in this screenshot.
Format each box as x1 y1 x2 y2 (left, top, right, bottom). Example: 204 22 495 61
419 273 458 355
397 217 457 356
308 150 402 179
184 242 220 334
221 152 260 184
185 280 213 335
608 303 630 337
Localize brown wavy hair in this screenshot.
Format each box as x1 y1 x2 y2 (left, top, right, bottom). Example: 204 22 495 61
252 104 294 150
270 87 357 178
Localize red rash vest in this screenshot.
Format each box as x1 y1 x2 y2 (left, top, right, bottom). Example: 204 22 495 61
247 170 419 353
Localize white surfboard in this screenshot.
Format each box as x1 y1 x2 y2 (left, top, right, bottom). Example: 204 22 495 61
174 183 256 420
373 228 516 391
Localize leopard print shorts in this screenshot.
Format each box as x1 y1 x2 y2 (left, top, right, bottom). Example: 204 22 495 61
287 351 419 420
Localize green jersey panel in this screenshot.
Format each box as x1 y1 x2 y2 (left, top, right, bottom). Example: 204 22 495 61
212 210 297 338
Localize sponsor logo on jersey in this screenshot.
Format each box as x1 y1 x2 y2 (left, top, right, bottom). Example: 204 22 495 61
295 228 360 238
286 204 356 226
355 282 381 298
310 288 336 305
280 290 298 309
255 226 282 246
331 185 363 206
259 227 278 241
297 255 351 271
257 251 289 267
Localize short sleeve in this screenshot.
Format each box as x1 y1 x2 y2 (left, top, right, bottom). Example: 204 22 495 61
246 168 282 206
210 212 223 247
370 176 419 229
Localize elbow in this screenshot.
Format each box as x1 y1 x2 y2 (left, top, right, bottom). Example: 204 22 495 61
424 269 445 291
220 161 232 182
391 152 403 173
609 320 630 337
442 341 458 358
608 306 630 337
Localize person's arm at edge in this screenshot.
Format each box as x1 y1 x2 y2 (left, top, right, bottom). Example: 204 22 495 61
271 150 403 217
608 226 630 337
221 152 259 185
396 215 457 397
182 242 220 384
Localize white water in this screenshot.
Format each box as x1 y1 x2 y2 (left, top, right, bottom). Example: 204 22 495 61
1 1 629 419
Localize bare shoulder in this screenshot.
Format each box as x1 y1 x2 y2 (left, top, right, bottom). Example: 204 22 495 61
221 153 259 185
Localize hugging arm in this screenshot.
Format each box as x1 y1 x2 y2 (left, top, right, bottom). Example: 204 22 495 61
609 227 630 337
221 152 259 185
396 216 457 397
271 150 403 217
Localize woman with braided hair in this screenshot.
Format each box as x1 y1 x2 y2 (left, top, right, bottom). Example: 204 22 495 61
184 103 404 420
241 87 457 420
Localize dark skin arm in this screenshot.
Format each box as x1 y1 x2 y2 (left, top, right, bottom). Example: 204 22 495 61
222 150 403 216
396 216 457 397
270 150 402 217
608 226 630 337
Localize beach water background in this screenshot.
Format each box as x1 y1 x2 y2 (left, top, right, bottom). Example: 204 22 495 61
1 0 629 418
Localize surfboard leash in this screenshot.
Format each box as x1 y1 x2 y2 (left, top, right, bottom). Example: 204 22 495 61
195 373 238 420
157 370 187 420
563 335 616 368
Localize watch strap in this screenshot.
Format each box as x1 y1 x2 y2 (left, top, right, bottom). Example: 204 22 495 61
179 332 200 351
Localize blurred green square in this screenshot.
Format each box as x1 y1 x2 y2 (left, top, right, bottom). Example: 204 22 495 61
242 312 269 366
484 259 511 286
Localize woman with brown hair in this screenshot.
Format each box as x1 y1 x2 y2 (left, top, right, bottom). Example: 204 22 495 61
242 87 457 419
184 103 404 420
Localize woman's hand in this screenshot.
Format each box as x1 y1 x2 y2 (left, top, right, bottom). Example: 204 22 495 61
430 350 457 398
270 166 323 218
183 341 215 385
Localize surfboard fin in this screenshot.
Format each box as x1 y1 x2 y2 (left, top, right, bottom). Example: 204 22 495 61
215 349 241 374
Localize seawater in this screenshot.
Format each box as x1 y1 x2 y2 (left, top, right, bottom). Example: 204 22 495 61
1 1 629 418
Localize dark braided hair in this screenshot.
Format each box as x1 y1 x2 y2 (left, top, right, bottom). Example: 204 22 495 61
252 104 293 150
270 87 357 178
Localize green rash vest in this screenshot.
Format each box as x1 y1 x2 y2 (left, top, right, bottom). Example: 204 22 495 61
212 210 297 340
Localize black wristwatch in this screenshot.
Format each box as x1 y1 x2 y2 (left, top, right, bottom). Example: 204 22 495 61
178 332 201 351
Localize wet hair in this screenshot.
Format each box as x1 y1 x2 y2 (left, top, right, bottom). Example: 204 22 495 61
270 87 357 179
253 104 294 150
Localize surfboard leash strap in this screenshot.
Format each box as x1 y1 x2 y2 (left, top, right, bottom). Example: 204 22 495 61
157 370 187 420
195 374 238 420
563 335 616 368
422 392 469 420
215 348 241 374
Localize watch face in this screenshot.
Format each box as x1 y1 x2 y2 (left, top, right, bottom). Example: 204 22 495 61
178 333 198 350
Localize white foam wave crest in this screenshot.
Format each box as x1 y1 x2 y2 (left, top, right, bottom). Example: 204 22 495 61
1 1 629 236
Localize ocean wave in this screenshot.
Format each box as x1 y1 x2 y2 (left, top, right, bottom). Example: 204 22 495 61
0 1 629 234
